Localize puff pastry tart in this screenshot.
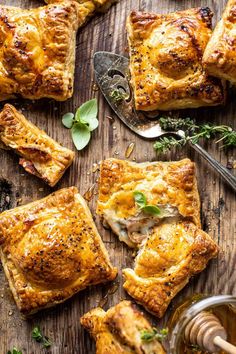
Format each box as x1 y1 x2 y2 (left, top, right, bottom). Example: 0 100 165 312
203 0 236 84
97 158 200 247
0 104 74 187
0 1 80 101
0 187 117 315
123 220 218 318
127 9 226 111
97 158 219 317
81 300 166 354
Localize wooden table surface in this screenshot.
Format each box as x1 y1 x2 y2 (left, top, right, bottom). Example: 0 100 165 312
0 0 236 353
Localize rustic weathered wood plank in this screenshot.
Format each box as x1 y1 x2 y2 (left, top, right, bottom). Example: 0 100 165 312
0 0 235 353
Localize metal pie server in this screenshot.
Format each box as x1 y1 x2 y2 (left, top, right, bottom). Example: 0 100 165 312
93 51 236 192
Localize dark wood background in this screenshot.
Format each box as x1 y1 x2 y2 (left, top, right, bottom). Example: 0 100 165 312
0 0 235 353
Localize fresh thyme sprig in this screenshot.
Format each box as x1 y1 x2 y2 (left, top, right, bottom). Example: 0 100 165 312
140 327 168 342
153 117 236 153
32 326 52 348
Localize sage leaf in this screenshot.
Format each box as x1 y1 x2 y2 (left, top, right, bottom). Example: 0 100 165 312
62 112 74 129
84 117 99 131
142 205 161 216
79 98 98 123
71 123 91 151
133 191 147 208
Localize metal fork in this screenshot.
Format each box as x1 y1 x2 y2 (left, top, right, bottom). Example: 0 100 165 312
94 52 236 192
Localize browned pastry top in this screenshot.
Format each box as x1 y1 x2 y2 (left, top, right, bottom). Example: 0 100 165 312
0 187 117 315
127 8 225 111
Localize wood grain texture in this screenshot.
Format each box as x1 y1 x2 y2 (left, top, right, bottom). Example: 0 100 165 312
0 0 235 353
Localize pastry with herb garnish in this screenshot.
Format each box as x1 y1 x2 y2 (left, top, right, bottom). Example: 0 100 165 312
127 8 225 111
97 158 200 247
81 300 166 353
97 158 219 317
0 104 75 187
0 187 117 315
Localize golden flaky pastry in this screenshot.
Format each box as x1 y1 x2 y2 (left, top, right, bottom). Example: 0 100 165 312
97 159 219 317
45 0 117 25
203 0 236 84
0 1 80 101
0 187 117 315
123 220 219 318
0 104 74 187
127 9 226 111
97 158 200 247
81 300 166 354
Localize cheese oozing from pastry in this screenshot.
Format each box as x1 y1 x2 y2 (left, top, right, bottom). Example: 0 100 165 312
97 158 200 247
203 0 236 84
81 300 166 354
127 8 226 111
0 104 75 187
97 158 219 318
0 187 117 315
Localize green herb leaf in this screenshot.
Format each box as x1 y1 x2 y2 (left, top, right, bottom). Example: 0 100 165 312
43 337 52 348
140 328 157 341
133 191 147 208
7 348 22 354
110 89 128 103
62 99 98 151
62 112 74 129
78 98 98 123
84 117 99 132
71 123 91 151
142 205 161 216
141 327 168 343
32 326 43 342
32 326 52 349
155 117 236 152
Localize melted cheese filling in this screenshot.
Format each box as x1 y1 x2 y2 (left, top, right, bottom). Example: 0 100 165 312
103 204 180 247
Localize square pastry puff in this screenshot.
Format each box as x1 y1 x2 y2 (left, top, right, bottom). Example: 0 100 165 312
97 158 200 247
0 104 75 187
203 0 236 84
0 1 80 101
81 301 166 353
0 187 117 315
123 220 218 318
97 159 219 317
127 8 226 111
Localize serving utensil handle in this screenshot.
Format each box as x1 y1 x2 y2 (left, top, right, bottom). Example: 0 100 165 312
190 142 236 192
213 336 236 354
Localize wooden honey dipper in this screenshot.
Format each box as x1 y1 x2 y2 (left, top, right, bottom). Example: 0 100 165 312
184 311 236 353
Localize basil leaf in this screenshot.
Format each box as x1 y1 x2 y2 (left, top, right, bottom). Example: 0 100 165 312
133 191 147 208
62 112 74 129
71 123 91 150
78 98 98 123
142 205 161 216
